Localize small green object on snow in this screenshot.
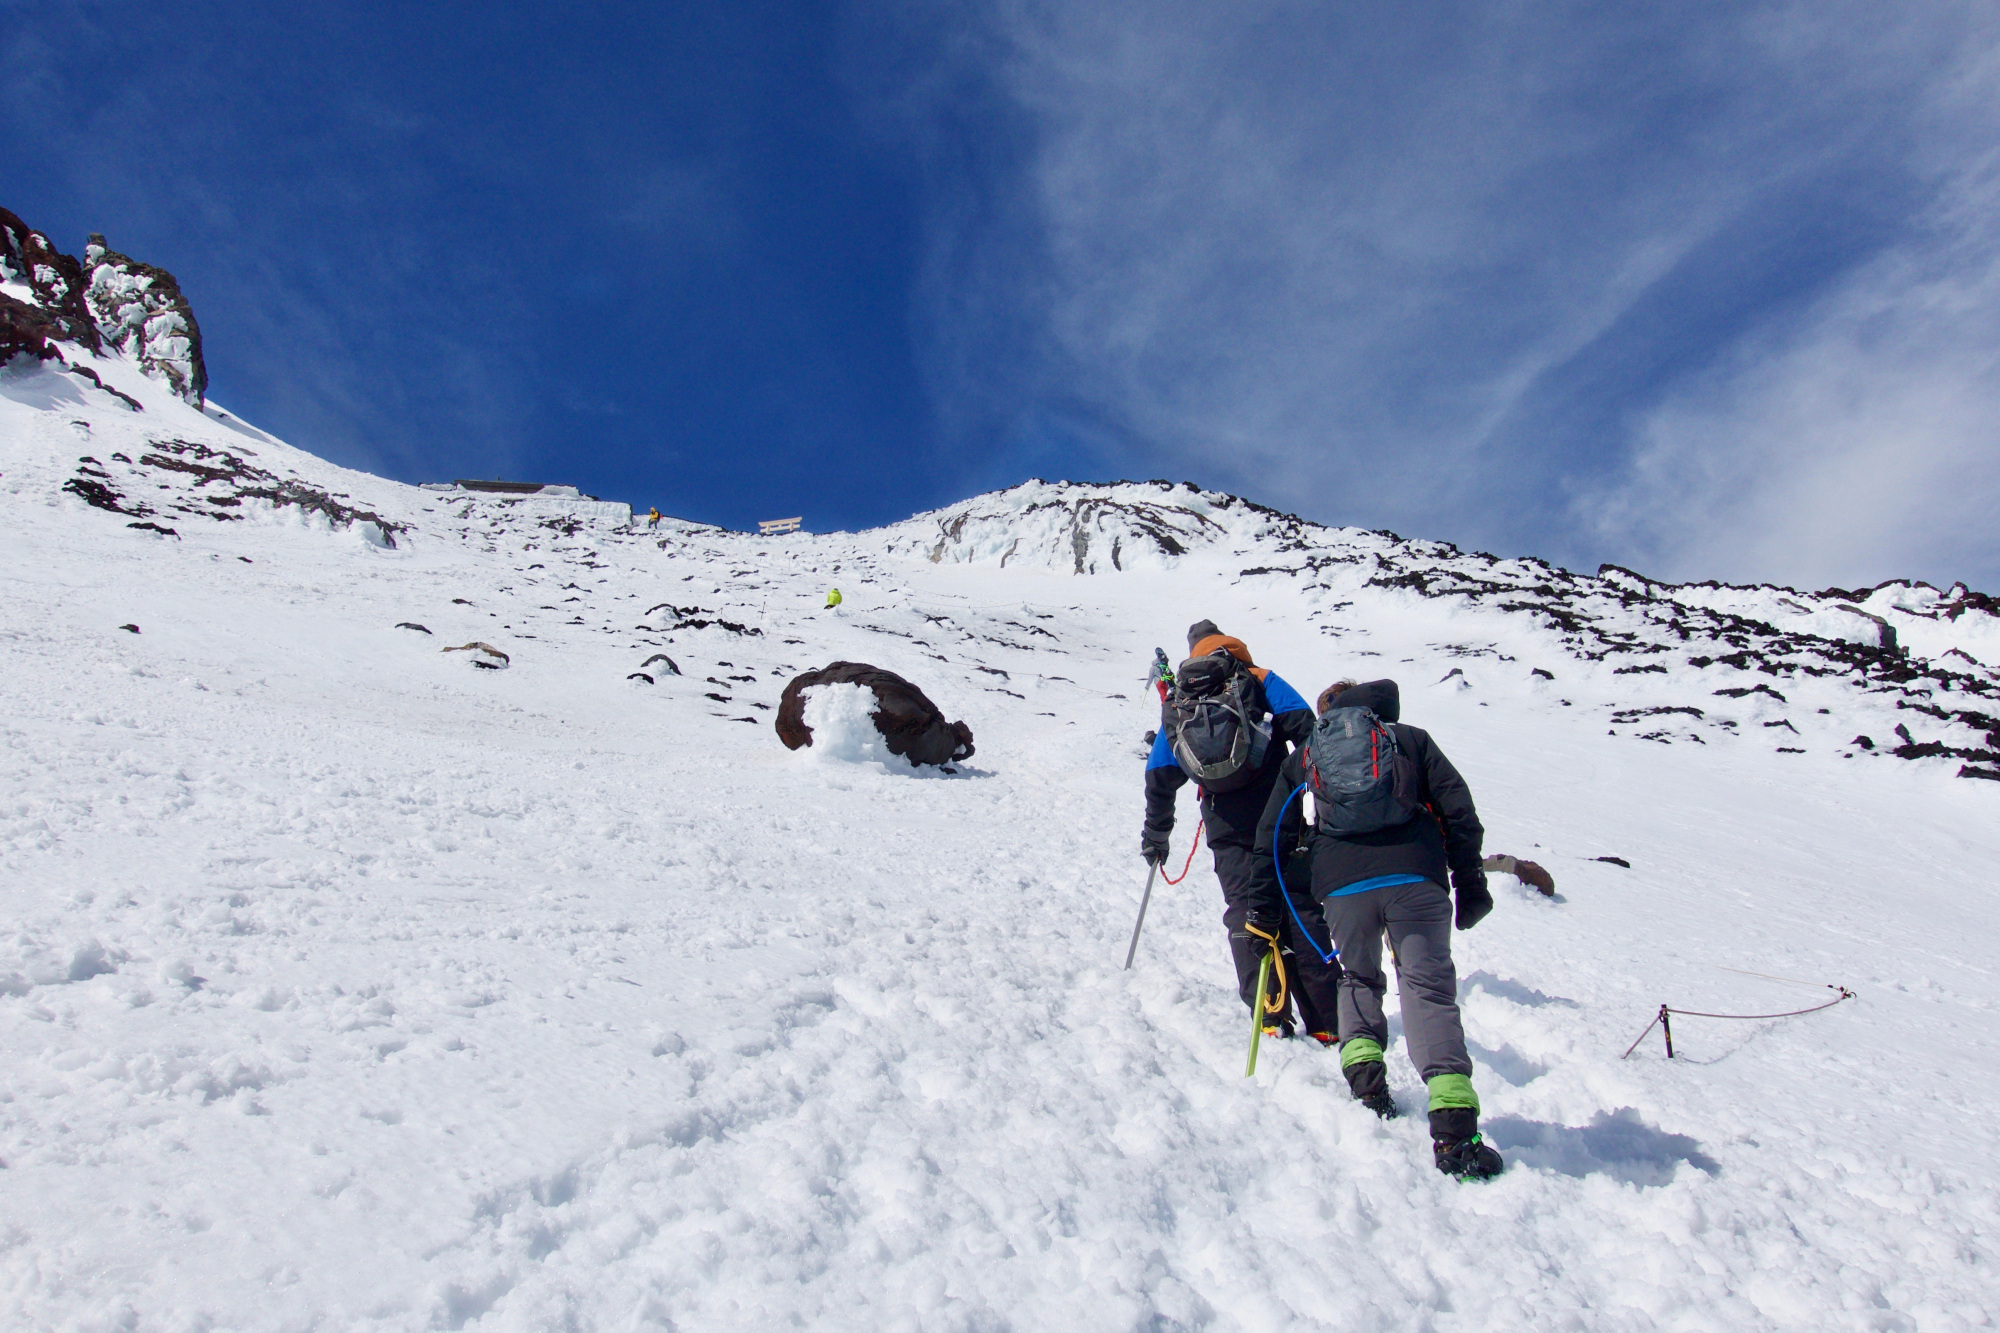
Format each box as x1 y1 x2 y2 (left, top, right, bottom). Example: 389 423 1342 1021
825 588 842 609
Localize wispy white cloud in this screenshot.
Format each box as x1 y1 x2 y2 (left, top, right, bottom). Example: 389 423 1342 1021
1582 143 2000 588
889 0 2000 587
1572 30 2000 589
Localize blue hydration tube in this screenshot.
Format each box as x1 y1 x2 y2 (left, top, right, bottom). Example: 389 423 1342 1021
1273 783 1337 964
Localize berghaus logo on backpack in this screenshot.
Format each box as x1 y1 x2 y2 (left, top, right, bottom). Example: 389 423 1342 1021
1306 706 1421 834
1167 653 1271 792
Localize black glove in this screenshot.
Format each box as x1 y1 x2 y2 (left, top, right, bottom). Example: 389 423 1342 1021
1142 831 1169 865
1451 866 1493 930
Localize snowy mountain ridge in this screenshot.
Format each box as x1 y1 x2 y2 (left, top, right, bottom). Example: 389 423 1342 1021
900 475 1999 662
889 479 2000 779
3 235 1999 1327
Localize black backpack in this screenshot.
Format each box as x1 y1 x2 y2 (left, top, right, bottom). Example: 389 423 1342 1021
1305 706 1423 834
1166 653 1272 792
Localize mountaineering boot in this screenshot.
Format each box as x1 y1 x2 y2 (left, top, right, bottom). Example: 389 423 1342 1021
1430 1108 1504 1180
1342 1048 1400 1119
1261 1022 1295 1041
1307 1031 1335 1049
1434 1134 1504 1180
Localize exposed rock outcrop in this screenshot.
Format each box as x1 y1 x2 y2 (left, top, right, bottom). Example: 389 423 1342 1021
59 440 407 547
0 207 99 350
0 292 69 366
0 206 206 407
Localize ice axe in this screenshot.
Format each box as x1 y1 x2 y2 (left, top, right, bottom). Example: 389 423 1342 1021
1245 950 1274 1077
1123 862 1159 970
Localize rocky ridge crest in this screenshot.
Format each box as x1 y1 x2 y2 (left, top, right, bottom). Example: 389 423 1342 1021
889 479 2000 780
0 205 205 406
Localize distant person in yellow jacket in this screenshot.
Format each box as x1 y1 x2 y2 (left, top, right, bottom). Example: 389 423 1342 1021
825 588 843 610
646 508 661 529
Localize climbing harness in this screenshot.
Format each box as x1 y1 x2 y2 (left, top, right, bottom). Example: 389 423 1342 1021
1272 784 1337 964
1621 985 1855 1059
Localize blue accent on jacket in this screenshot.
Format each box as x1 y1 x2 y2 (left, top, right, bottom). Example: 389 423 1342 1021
1321 872 1429 898
1261 670 1309 718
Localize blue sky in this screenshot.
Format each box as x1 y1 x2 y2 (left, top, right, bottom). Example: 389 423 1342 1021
6 1 1997 590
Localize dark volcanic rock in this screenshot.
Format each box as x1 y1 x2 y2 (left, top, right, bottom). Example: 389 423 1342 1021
776 662 974 767
1 293 68 366
60 440 406 546
1482 854 1556 895
0 208 99 350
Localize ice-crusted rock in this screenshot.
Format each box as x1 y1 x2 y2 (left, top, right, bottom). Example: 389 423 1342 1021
884 478 1999 675
83 234 206 406
1599 567 2000 666
59 439 406 547
0 206 206 407
0 207 99 352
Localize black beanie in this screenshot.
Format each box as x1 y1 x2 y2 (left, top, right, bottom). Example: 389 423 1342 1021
1186 619 1222 650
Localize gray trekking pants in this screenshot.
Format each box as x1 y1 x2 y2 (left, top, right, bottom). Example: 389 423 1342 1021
1320 878 1471 1083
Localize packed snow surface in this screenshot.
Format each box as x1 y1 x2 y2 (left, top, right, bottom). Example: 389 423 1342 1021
3 351 1999 1330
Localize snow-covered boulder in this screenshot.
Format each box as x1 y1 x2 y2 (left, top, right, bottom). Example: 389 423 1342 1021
776 662 974 767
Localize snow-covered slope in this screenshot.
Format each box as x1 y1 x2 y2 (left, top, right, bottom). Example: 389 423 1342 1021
4 348 1999 1330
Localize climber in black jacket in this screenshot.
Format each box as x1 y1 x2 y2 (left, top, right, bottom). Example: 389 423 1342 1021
1247 678 1504 1180
1141 620 1339 1039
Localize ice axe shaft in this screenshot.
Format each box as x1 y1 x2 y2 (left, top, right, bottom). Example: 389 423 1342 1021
1123 864 1160 970
1245 950 1273 1076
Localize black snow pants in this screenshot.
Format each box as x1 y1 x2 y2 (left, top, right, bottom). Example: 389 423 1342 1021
1213 841 1342 1034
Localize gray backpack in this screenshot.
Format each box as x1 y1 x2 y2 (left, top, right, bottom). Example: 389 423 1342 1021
1305 706 1423 834
1166 653 1272 792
